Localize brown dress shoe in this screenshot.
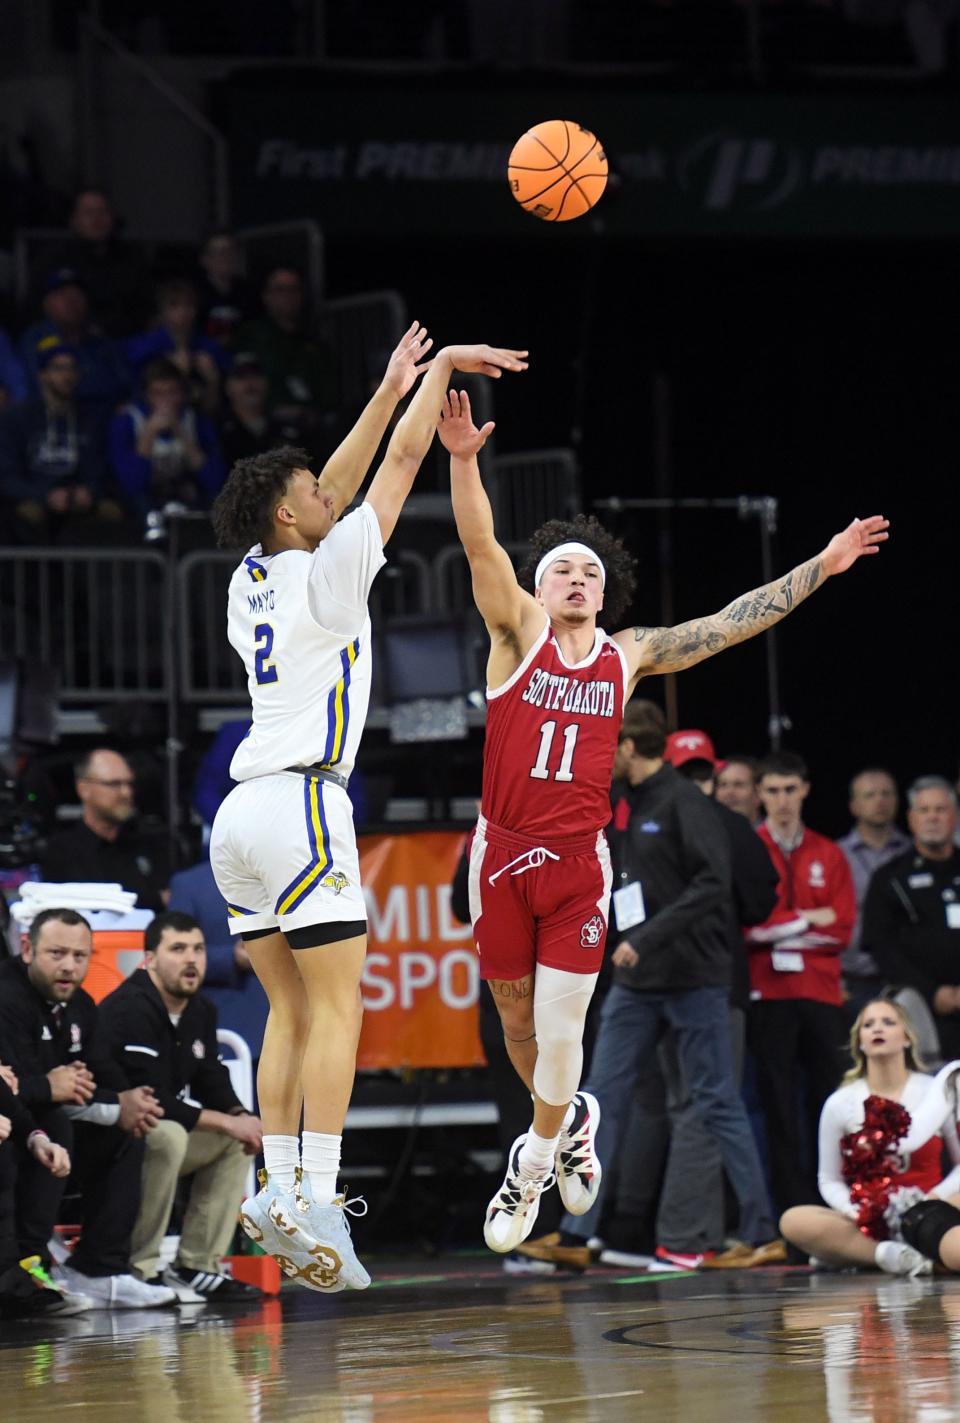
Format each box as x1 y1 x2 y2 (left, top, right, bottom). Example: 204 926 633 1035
746 1238 788 1267
700 1241 755 1270
513 1232 593 1271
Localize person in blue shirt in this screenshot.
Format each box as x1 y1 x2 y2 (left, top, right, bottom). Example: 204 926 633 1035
126 279 227 417
0 337 118 543
20 268 131 423
108 357 224 525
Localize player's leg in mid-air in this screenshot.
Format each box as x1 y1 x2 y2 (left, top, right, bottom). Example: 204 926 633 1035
470 829 605 1253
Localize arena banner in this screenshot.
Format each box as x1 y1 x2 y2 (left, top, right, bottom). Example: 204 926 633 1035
356 829 484 1070
214 70 960 237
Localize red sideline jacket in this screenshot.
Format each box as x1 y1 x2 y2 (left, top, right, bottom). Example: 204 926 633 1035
746 824 856 1005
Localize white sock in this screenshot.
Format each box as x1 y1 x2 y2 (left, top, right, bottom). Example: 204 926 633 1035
562 1101 576 1131
517 1128 560 1181
262 1134 300 1191
301 1131 341 1206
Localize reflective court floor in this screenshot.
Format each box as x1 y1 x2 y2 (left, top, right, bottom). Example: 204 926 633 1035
3 1260 960 1423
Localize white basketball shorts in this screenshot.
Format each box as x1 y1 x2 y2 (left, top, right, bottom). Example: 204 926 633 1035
210 771 365 937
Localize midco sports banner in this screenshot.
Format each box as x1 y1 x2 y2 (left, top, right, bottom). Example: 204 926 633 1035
356 830 484 1069
214 70 960 237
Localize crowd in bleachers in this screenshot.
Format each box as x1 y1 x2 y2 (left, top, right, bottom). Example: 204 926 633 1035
0 189 339 547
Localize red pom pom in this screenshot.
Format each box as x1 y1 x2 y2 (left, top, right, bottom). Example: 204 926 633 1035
839 1095 912 1241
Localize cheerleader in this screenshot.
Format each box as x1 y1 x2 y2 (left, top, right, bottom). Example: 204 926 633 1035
781 998 960 1275
894 1056 960 1272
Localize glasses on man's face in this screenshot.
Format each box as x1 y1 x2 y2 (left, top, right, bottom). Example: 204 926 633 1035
84 778 135 791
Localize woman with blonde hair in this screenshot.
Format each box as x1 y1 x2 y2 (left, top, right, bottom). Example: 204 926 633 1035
780 998 960 1275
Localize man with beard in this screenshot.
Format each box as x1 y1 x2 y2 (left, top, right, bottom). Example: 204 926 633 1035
39 749 170 911
98 911 264 1302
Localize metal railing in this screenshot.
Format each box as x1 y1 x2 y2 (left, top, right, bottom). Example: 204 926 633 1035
0 547 171 702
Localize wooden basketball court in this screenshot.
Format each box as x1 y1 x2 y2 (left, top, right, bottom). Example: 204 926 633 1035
3 1260 955 1421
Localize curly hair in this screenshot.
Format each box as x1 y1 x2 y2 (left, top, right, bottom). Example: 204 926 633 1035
211 445 312 551
517 513 638 627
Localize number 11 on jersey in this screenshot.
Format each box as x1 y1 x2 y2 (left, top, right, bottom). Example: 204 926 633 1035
530 720 580 782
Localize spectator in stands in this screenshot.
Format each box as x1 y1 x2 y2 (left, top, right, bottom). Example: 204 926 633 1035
837 769 911 1017
863 776 960 1062
746 751 855 1215
607 730 780 1269
35 188 150 338
98 911 264 1301
237 265 334 441
0 1063 84 1319
0 908 175 1309
20 268 131 422
519 702 778 1272
39 748 171 912
108 357 224 526
0 338 121 545
219 352 296 468
127 279 226 416
0 327 27 409
196 231 256 350
715 755 762 825
168 857 269 1057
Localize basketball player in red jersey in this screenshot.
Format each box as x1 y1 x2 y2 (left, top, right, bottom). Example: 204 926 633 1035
438 388 889 1253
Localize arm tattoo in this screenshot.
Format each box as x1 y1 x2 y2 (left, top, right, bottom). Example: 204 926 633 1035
632 556 824 675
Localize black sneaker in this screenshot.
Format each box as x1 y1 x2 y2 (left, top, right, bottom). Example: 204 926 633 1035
0 1258 95 1319
170 1265 263 1301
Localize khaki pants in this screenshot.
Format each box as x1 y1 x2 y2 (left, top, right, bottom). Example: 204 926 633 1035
131 1120 250 1280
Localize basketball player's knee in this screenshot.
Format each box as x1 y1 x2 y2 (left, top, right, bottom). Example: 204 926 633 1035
497 1001 535 1043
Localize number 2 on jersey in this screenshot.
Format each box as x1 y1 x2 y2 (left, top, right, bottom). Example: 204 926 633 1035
530 720 580 782
254 623 278 685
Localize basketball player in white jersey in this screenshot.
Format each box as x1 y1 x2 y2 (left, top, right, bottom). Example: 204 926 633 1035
209 330 528 1291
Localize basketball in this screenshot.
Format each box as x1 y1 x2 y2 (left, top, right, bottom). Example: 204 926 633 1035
507 119 608 223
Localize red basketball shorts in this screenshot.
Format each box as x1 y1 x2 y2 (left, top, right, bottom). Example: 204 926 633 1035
467 815 612 981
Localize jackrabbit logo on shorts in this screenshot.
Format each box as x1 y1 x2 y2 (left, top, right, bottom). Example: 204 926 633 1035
580 915 604 949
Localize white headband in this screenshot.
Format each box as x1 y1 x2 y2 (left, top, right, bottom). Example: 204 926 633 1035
535 542 606 590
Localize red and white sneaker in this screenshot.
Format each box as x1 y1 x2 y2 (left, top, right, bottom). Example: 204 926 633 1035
484 1136 556 1254
654 1245 716 1271
555 1092 602 1216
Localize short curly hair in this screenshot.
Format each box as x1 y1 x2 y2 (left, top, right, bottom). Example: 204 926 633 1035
211 445 312 550
517 513 638 627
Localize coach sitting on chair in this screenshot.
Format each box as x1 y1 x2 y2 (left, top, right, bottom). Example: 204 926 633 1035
98 911 264 1302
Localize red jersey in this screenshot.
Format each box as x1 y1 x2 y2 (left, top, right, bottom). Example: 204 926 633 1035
481 622 628 843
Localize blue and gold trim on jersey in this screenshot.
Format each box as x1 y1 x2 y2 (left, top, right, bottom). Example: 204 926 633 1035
244 556 267 582
227 903 256 919
274 774 333 917
319 637 360 770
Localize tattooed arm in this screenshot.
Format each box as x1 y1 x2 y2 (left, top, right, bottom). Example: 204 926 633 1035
613 515 889 689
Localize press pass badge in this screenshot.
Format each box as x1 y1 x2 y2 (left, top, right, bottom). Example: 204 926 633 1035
613 881 646 931
771 949 804 973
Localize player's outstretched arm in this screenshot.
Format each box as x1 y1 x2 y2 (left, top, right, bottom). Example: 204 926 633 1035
365 345 528 546
315 320 433 517
439 389 540 641
616 514 889 688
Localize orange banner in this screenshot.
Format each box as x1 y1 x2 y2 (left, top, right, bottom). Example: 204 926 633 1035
356 830 484 1070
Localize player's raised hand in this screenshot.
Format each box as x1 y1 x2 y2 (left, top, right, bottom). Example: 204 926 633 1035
446 344 529 378
438 390 496 459
383 320 434 399
821 515 890 576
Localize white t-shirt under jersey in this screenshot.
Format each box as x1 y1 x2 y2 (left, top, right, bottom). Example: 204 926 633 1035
227 503 385 783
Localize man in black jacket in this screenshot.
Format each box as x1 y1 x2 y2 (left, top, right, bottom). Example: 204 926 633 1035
606 730 780 1268
0 908 175 1309
862 776 960 1060
519 702 777 1270
98 911 264 1302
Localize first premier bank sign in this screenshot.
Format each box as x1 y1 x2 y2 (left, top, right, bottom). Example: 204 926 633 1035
215 71 960 237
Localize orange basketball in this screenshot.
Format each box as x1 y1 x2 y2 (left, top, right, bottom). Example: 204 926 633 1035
508 119 608 223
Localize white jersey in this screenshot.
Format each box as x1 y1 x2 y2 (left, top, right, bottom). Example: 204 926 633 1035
227 503 386 782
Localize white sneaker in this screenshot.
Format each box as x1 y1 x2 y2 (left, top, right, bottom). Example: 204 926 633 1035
875 1241 933 1278
556 1092 602 1216
240 1168 299 1260
59 1265 178 1309
153 1267 207 1304
270 1172 371 1292
484 1135 555 1255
